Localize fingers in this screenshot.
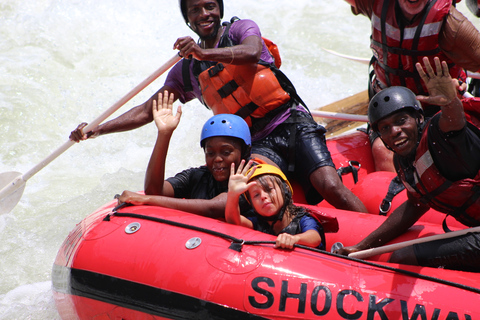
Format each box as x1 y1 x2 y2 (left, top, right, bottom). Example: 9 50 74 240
417 57 451 79
423 56 435 78
69 122 88 142
153 90 180 117
174 37 196 58
162 90 170 108
441 59 450 78
415 61 428 83
275 234 296 249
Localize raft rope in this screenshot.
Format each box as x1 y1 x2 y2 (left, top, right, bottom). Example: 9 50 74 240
105 208 480 295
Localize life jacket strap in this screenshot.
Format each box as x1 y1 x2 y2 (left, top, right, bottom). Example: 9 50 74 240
218 80 239 98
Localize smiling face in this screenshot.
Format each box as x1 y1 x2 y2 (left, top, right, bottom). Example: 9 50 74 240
377 110 422 157
248 176 285 218
185 0 221 41
204 136 242 183
397 0 429 20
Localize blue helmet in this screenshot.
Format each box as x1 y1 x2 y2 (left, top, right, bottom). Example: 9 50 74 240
200 114 251 148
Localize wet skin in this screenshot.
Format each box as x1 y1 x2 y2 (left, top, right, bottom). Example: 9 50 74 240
377 111 422 158
204 137 243 183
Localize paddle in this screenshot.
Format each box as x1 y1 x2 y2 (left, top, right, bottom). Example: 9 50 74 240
0 54 181 215
310 110 368 122
321 47 480 80
347 226 480 259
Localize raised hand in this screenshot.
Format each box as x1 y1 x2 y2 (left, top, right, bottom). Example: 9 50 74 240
227 160 256 198
415 57 457 106
152 90 182 134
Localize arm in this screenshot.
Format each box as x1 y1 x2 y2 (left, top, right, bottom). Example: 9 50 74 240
440 6 480 73
415 57 466 132
69 84 180 141
175 35 262 65
337 199 429 255
118 190 228 218
144 91 182 195
275 229 322 250
225 160 255 228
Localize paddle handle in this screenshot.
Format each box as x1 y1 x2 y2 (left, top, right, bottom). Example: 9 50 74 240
349 226 480 259
311 110 369 122
22 53 181 182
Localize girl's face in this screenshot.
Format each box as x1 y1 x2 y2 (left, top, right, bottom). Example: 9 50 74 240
204 137 242 182
248 177 284 218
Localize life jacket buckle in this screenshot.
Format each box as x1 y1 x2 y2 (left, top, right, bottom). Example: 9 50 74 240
208 63 224 77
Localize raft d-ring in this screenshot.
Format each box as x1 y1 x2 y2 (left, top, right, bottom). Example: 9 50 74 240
185 237 202 249
125 222 141 234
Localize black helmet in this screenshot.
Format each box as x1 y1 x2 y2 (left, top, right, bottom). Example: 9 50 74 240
179 0 224 25
368 86 423 132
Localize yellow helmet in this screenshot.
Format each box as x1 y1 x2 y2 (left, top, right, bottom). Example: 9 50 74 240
246 164 293 196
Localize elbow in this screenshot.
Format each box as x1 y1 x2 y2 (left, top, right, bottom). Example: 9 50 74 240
140 103 154 123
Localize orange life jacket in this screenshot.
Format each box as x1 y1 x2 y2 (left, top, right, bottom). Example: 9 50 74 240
192 18 292 127
198 62 291 127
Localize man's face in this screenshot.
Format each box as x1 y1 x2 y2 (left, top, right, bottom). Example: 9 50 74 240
397 0 429 20
377 111 421 157
185 0 221 40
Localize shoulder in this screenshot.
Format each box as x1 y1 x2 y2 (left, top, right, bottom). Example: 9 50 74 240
229 18 260 30
168 166 211 183
297 210 321 231
228 18 262 41
351 0 375 17
441 6 472 43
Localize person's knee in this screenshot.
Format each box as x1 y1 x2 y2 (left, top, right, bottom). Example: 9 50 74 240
310 166 343 191
371 137 395 172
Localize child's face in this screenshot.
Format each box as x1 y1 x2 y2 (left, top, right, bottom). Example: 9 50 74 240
204 137 242 182
248 177 284 218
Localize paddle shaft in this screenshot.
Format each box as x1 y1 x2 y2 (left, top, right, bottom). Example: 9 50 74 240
0 54 181 199
349 226 480 259
310 110 368 122
322 48 480 80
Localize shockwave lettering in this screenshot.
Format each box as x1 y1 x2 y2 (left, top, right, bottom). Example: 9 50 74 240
246 276 473 319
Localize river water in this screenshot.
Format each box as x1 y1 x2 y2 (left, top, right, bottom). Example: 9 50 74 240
0 0 477 318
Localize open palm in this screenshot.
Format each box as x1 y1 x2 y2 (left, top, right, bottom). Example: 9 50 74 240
153 91 182 133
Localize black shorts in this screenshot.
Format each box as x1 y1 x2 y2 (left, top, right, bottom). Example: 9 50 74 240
252 109 334 205
413 232 480 272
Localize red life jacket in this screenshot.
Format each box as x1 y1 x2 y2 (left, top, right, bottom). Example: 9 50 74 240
396 108 480 226
370 0 467 95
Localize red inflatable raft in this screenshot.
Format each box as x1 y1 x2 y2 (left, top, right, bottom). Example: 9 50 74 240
52 200 479 319
52 120 479 319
